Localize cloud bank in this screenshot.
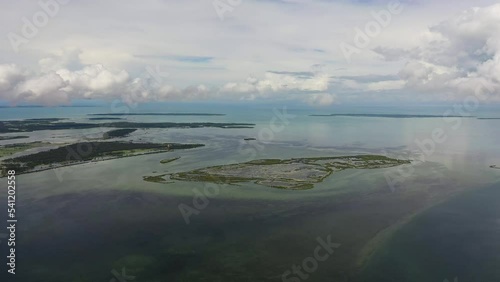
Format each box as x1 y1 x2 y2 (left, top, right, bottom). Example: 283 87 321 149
377 3 500 101
1 1 499 106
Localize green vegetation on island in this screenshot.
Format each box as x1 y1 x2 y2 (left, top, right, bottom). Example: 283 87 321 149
160 157 180 164
0 135 29 141
0 141 55 158
0 119 255 133
1 141 204 176
143 174 171 183
103 129 137 139
102 121 253 129
0 119 98 133
166 155 410 190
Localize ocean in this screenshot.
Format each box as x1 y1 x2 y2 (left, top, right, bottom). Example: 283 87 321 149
0 103 499 281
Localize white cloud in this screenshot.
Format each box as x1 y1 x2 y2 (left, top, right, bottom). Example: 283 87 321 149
0 64 27 92
1 1 500 105
366 80 405 91
221 72 330 97
390 3 500 101
17 72 69 105
0 61 214 106
56 65 130 98
305 93 336 107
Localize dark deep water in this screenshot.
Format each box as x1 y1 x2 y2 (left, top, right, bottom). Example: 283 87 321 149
1 105 500 281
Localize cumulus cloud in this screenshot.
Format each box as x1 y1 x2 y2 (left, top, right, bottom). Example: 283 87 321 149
390 4 500 101
0 62 213 106
223 72 329 94
2 3 500 106
56 65 130 98
2 0 500 106
216 71 340 106
0 64 26 92
0 61 338 106
17 72 69 105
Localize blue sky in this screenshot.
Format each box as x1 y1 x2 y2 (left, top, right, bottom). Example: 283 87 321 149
1 0 499 106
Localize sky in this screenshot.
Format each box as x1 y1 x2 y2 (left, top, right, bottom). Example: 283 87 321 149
0 0 500 107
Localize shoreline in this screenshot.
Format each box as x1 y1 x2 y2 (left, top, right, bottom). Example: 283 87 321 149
1 144 204 177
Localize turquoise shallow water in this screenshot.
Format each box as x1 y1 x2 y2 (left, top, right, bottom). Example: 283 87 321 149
0 103 500 281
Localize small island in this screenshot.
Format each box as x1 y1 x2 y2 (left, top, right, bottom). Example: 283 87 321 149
310 114 472 118
160 157 180 164
143 174 169 183
490 165 499 169
88 117 124 120
103 129 137 139
0 135 29 141
89 113 226 116
244 138 257 141
149 155 411 190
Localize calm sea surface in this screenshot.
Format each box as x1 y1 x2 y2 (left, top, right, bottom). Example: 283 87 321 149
0 104 499 281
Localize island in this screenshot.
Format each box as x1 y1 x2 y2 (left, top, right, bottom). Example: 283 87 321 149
0 119 255 133
160 157 180 164
310 114 473 118
89 113 225 116
143 174 170 182
490 165 499 169
0 135 29 141
1 141 204 176
0 141 55 158
103 128 137 139
24 118 66 121
88 117 124 120
145 155 411 190
244 138 257 141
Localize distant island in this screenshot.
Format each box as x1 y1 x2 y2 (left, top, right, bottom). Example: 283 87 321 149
88 117 124 120
145 155 411 190
103 129 137 139
89 113 226 116
160 157 180 164
310 114 474 118
1 141 203 176
0 135 29 141
23 118 66 121
490 165 500 169
143 174 171 183
0 119 254 133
